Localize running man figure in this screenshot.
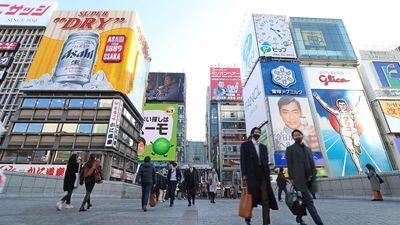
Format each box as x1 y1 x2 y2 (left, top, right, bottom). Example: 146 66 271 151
313 92 363 174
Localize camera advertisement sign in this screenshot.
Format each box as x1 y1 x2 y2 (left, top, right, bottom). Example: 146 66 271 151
140 104 178 161
21 10 150 115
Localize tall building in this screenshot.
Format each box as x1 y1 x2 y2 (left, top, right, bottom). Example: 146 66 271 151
241 14 394 177
0 0 57 131
184 141 207 164
0 10 151 182
143 72 186 165
206 67 245 186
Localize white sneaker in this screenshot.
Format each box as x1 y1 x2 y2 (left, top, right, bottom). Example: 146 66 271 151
56 201 63 211
66 204 74 209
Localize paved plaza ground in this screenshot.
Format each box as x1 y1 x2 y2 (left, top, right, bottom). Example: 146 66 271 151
0 196 399 225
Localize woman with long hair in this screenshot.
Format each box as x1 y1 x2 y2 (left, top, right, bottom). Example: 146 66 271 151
365 163 384 201
56 153 79 210
79 154 101 211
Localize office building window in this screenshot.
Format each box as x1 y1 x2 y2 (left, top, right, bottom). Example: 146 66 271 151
27 123 43 133
99 99 113 108
1 151 17 162
42 123 58 133
13 123 29 133
22 98 37 107
61 124 78 133
93 124 108 134
16 150 33 163
36 98 51 108
50 98 66 107
53 151 71 164
69 99 84 108
83 99 99 108
32 150 50 163
77 124 93 134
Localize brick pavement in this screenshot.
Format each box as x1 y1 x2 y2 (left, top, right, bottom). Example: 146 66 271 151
0 196 399 225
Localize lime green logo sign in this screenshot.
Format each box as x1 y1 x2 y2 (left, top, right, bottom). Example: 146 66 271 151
140 104 178 161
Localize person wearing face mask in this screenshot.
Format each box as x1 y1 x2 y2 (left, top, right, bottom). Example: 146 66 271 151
240 127 278 225
286 129 323 225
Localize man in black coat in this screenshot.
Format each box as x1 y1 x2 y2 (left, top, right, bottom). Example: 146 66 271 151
166 162 181 207
137 156 156 212
276 167 288 202
240 127 278 225
184 162 199 206
286 129 323 225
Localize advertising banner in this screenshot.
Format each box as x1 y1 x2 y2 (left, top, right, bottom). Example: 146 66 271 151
302 67 363 90
262 61 305 97
290 18 356 61
0 42 19 51
21 10 151 115
243 62 267 136
360 50 400 61
0 164 66 176
274 151 325 167
140 104 178 161
379 100 400 133
253 14 297 59
373 62 400 88
0 0 57 27
311 89 392 176
210 67 242 101
269 96 320 151
105 99 123 148
0 56 13 68
241 18 259 79
146 73 185 102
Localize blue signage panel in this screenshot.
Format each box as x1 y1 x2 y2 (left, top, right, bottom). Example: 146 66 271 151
274 151 325 167
373 61 400 88
261 61 306 97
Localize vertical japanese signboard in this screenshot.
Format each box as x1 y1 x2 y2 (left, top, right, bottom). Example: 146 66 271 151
140 104 178 161
105 99 123 148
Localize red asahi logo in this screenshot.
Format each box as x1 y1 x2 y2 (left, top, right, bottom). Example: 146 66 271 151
319 74 350 86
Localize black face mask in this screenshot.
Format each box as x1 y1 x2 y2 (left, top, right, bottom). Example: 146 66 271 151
253 134 260 140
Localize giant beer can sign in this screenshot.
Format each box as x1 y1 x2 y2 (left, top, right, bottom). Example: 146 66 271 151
22 11 151 114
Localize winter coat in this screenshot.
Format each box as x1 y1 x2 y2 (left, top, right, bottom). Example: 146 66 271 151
240 140 278 210
286 142 317 192
184 168 199 191
63 162 79 191
208 172 219 193
276 171 287 188
366 170 381 191
137 162 156 184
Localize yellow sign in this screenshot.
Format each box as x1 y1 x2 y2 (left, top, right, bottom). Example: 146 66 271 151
380 100 400 119
22 10 150 113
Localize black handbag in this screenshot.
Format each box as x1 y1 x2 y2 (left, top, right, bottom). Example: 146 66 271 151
285 187 307 216
376 174 384 184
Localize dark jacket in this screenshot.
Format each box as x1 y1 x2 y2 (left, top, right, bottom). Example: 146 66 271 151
137 162 156 184
156 173 167 190
183 168 199 191
286 142 317 192
167 168 181 183
63 162 79 191
240 140 278 210
276 171 287 188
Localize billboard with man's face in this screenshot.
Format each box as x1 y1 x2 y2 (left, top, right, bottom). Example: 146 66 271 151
146 73 185 102
21 10 150 115
269 96 320 151
210 67 242 101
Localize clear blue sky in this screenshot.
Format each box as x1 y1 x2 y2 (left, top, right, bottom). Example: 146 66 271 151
56 0 400 141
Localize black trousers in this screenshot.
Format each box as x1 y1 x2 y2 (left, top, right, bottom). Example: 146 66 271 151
141 182 153 207
167 181 178 204
61 190 73 204
81 181 95 208
296 189 323 225
187 188 196 204
277 186 287 201
210 192 216 203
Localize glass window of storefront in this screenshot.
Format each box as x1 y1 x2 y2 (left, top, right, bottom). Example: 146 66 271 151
13 123 29 133
22 98 37 107
32 150 51 164
290 17 356 60
36 98 51 108
83 99 99 108
16 150 33 163
50 98 66 107
27 123 43 133
222 122 246 129
42 123 58 133
61 124 78 133
53 151 72 164
99 99 113 108
69 99 84 108
77 124 93 134
93 124 108 134
1 151 17 162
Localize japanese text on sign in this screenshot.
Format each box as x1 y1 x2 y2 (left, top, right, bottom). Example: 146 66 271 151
0 4 50 16
105 99 123 147
0 42 19 51
103 35 126 63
